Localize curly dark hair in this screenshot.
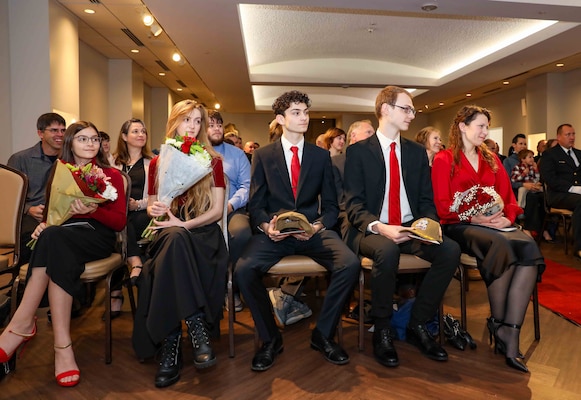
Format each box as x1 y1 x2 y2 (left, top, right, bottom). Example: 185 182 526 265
208 110 223 124
272 90 311 116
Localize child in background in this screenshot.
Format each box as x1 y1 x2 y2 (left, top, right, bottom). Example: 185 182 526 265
511 149 542 208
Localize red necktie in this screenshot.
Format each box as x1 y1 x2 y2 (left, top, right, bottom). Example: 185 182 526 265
388 142 401 225
290 146 300 198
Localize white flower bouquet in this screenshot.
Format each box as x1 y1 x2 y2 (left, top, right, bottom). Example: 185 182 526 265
142 135 213 239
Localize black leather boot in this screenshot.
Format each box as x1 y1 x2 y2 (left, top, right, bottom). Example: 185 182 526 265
185 315 216 369
154 331 183 388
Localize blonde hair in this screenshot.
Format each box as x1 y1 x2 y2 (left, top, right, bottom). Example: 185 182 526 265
163 100 219 220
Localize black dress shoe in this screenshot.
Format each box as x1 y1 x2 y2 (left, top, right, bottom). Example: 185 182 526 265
406 324 448 361
372 328 399 367
251 334 283 372
310 328 349 365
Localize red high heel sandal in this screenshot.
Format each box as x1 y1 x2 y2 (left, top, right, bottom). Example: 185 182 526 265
54 342 81 387
0 316 37 363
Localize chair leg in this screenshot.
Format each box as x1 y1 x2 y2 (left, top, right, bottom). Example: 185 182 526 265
104 273 113 364
358 270 365 352
532 284 540 341
562 215 569 255
458 265 467 331
227 263 235 358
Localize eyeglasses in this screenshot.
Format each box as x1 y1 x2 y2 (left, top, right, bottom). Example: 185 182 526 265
391 104 417 116
75 136 102 144
129 129 147 135
45 128 66 134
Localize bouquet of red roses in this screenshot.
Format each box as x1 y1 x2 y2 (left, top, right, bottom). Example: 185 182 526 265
141 134 212 239
27 160 118 249
449 185 504 222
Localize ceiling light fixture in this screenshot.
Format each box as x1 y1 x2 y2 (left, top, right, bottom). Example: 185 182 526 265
150 22 163 37
84 9 95 14
158 72 166 76
556 63 564 67
131 49 139 53
172 52 182 62
421 3 438 12
177 88 183 91
466 93 472 97
214 103 221 110
142 13 154 26
439 102 444 106
503 81 510 85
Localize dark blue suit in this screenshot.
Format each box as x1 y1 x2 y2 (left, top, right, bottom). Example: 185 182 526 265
539 144 581 252
235 139 359 342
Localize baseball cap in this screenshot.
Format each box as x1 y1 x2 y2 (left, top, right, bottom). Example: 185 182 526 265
400 217 442 244
275 211 314 235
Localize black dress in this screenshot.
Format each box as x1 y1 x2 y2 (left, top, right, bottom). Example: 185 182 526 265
132 157 228 359
443 224 545 285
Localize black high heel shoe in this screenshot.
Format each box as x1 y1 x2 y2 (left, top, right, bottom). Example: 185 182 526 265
486 317 524 359
102 294 124 321
488 319 528 373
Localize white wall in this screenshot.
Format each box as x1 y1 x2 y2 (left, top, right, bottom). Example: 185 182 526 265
0 0 12 163
79 41 109 132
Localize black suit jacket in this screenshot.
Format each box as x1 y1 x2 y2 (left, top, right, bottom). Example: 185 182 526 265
539 145 581 202
344 134 437 251
248 139 338 232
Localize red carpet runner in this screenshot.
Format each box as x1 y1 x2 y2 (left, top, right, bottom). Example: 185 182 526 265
537 259 581 327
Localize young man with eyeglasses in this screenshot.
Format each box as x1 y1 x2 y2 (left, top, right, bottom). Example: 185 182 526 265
344 86 460 368
7 113 66 268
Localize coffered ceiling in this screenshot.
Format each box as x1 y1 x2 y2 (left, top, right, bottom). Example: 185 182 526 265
57 0 581 116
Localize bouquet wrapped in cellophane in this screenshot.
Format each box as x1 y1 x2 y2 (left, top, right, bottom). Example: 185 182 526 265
27 160 118 249
141 134 212 239
449 185 504 222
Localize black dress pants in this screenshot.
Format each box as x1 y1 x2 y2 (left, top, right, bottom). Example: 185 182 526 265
358 233 460 329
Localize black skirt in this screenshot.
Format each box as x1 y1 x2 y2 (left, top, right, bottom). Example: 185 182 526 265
132 223 228 359
443 224 545 286
28 219 116 299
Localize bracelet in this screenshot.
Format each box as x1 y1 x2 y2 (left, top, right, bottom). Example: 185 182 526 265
136 203 141 211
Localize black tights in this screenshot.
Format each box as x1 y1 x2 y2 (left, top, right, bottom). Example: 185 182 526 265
487 265 538 358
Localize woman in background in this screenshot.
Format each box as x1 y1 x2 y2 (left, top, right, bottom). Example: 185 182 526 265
323 127 346 157
107 119 153 319
415 126 442 166
432 105 544 373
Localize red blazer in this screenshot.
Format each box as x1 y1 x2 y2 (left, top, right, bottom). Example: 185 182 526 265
432 149 522 225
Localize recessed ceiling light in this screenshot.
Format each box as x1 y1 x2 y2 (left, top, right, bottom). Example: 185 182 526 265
143 14 154 26
131 49 139 53
158 72 166 76
172 52 182 62
466 93 472 97
556 63 565 67
214 103 221 110
177 88 183 91
421 4 438 12
84 9 95 14
439 102 444 106
503 81 510 85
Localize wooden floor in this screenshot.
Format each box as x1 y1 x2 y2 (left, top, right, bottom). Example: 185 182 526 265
1 240 580 400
